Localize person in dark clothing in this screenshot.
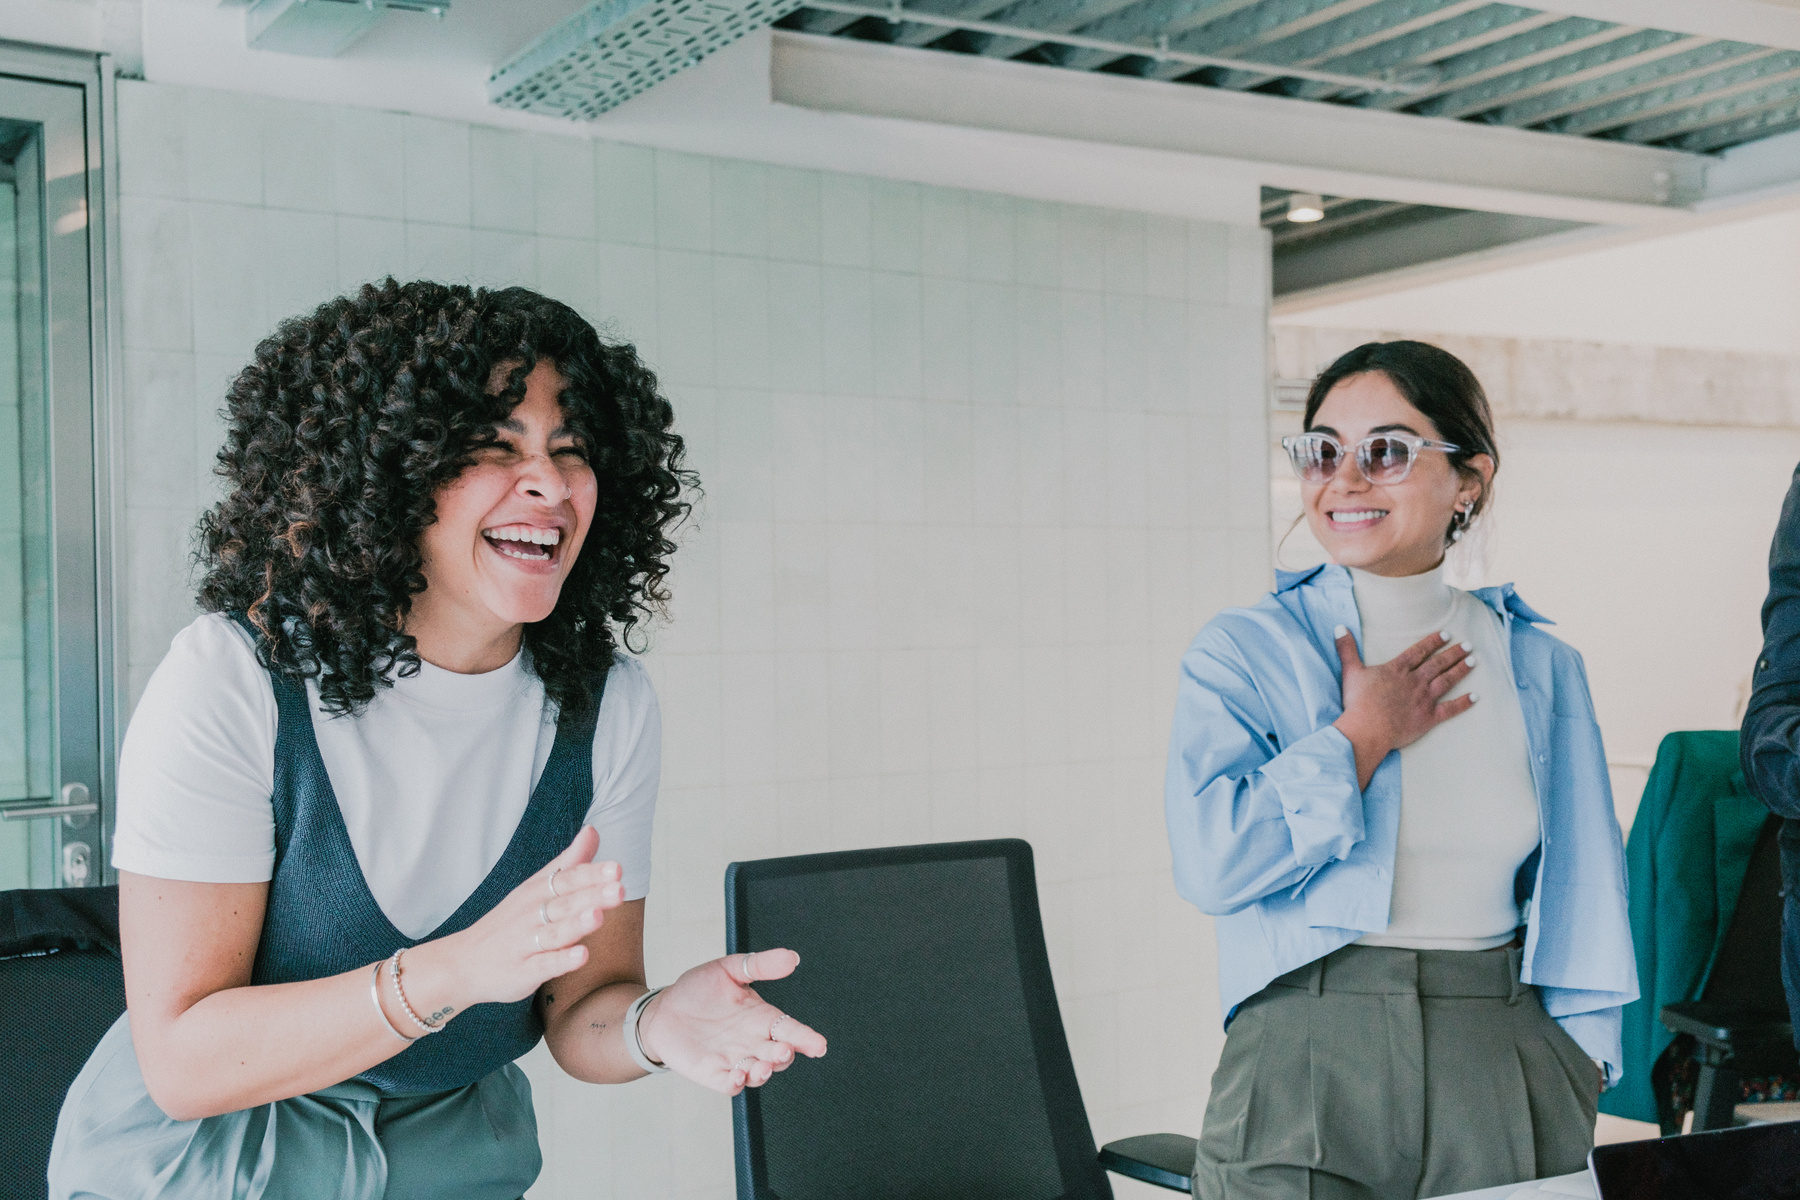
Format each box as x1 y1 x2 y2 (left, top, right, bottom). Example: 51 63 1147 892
1739 463 1800 1047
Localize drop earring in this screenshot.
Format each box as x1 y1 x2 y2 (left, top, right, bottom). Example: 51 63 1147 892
1451 504 1472 542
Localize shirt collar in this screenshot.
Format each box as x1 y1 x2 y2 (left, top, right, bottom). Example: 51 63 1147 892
1277 563 1554 625
1273 565 1328 593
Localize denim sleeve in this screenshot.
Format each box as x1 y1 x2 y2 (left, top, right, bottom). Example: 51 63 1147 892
1744 463 1800 819
1165 629 1366 917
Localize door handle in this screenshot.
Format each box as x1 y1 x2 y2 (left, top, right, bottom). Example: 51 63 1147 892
1 782 97 826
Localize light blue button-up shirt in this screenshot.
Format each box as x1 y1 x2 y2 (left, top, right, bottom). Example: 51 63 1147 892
1165 563 1638 1082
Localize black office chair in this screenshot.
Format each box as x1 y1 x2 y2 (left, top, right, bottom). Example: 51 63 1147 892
724 839 1197 1198
1656 815 1799 1132
0 886 126 1200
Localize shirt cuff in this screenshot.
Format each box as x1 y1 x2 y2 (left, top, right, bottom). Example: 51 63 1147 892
1257 723 1366 867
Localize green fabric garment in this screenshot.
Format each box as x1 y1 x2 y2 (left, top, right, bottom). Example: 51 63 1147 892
1194 944 1597 1200
49 1014 542 1199
1599 730 1771 1124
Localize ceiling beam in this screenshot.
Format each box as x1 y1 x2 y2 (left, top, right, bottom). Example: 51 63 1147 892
1060 0 1370 72
1528 1 1800 53
1618 72 1800 142
1042 0 1263 70
1358 17 1632 111
1283 6 1561 102
1683 102 1800 152
1486 41 1774 128
1561 50 1800 136
771 31 1705 223
887 0 1015 48
969 0 1153 60
1167 0 1492 88
1413 28 1700 118
1197 0 1390 58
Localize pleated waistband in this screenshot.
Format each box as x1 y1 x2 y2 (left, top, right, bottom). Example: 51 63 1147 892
1271 942 1528 1002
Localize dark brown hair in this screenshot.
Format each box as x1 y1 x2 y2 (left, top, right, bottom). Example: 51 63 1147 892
1303 340 1498 545
195 278 695 717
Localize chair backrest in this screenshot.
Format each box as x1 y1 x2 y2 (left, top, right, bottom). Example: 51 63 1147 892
0 887 125 1200
1701 815 1788 1018
725 839 1112 1200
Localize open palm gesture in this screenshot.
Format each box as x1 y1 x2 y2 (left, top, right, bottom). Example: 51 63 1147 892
637 949 827 1094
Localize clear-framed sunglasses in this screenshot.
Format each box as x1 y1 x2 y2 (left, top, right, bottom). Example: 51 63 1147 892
1281 431 1460 485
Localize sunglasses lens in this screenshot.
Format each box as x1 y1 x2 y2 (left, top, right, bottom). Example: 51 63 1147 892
1361 437 1413 483
1288 436 1338 483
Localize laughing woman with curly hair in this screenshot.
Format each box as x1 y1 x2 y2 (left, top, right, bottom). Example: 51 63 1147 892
47 281 824 1200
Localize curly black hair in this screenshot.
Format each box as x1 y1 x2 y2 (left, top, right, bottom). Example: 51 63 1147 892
196 278 694 717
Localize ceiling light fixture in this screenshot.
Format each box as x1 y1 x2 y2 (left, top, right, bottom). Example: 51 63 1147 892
1286 193 1326 223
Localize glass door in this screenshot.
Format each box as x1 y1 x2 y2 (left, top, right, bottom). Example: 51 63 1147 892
0 64 112 891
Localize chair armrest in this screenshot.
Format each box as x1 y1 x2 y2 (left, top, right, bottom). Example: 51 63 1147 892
1098 1133 1198 1192
1660 1001 1794 1050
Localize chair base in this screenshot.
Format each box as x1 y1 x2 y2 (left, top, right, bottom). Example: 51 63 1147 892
1099 1133 1198 1192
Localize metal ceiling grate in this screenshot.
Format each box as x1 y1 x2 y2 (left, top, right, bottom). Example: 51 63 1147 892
490 0 795 118
775 0 1800 156
492 0 1800 164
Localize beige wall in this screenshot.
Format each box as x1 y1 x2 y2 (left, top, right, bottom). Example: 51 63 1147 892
114 80 1272 1200
1279 207 1800 357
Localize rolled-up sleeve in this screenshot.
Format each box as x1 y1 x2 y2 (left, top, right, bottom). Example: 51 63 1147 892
1166 628 1366 916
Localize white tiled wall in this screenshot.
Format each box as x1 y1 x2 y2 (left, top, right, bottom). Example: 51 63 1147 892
115 79 1273 1200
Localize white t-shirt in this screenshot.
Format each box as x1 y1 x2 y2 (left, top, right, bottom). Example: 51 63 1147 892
112 613 659 939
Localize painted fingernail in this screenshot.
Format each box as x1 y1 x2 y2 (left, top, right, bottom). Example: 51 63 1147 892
1468 692 1481 703
1465 655 1477 668
1460 641 1474 652
1334 625 1348 638
1439 631 1451 642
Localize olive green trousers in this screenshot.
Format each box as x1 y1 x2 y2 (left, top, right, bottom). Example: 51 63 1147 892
1194 943 1599 1200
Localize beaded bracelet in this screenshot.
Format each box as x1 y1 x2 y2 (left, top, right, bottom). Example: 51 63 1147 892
389 948 444 1036
370 960 417 1042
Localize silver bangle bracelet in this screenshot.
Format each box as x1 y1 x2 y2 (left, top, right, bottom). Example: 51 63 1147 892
371 960 417 1042
624 986 670 1073
389 948 443 1036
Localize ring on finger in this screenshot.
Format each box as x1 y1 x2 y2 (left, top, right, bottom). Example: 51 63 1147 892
534 931 544 953
733 1056 754 1077
769 1015 787 1042
741 952 756 982
538 902 551 926
547 867 564 899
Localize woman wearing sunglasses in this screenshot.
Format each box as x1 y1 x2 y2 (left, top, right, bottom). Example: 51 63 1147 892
1167 341 1634 1200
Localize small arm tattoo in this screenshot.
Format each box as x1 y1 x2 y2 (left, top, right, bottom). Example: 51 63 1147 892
428 1006 455 1024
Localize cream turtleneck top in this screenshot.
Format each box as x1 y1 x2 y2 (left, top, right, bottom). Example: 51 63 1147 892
1349 566 1542 951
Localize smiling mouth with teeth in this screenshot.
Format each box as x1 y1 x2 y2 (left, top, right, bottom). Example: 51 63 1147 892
1328 510 1389 527
482 525 562 562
